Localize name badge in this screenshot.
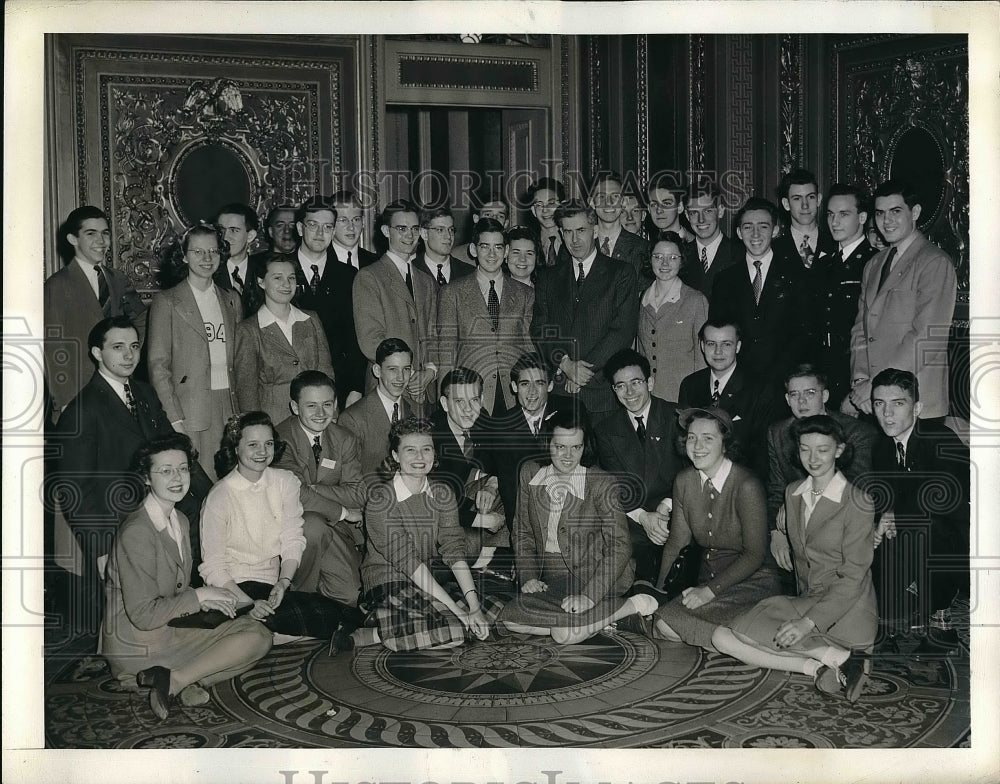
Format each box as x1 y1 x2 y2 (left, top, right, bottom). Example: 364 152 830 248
320 458 337 470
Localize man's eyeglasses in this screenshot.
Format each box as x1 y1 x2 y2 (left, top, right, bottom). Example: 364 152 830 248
336 216 364 226
390 225 420 235
532 200 559 210
612 378 647 394
304 220 335 232
787 388 820 401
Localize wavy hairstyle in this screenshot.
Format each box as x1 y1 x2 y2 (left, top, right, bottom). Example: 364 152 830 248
214 411 286 478
376 415 437 480
131 432 199 484
790 414 854 471
158 222 230 289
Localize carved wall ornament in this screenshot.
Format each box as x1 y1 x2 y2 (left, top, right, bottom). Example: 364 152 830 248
778 34 805 174
688 35 706 173
636 35 649 185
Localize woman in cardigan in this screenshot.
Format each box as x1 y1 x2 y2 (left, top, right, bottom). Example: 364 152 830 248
343 416 497 654
148 223 241 479
649 407 783 649
233 253 334 424
713 415 874 701
102 433 272 720
637 231 709 402
500 408 657 644
199 411 362 641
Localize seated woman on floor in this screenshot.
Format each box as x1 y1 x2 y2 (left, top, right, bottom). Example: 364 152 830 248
342 416 498 654
200 411 362 643
102 433 272 720
648 407 783 649
713 415 874 701
499 408 657 644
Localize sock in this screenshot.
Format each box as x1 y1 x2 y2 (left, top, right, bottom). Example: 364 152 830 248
471 547 496 570
820 647 850 669
804 659 821 678
350 627 380 647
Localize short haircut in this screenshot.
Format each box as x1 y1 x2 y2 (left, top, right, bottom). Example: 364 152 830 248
330 190 364 209
88 315 137 354
253 251 298 280
604 348 651 382
290 370 336 403
545 406 597 468
654 229 684 247
871 367 920 403
419 205 453 228
296 196 337 224
791 414 854 470
554 201 598 227
590 170 624 196
778 168 819 201
683 180 722 206
214 203 260 233
698 316 742 342
681 409 739 459
510 352 552 385
784 362 829 391
526 177 566 203
471 217 506 245
826 183 869 215
504 225 542 257
734 197 779 227
215 411 285 478
132 432 199 479
375 337 413 366
646 172 684 198
64 206 109 237
380 199 420 226
472 191 510 217
874 178 920 210
440 366 484 398
265 204 297 226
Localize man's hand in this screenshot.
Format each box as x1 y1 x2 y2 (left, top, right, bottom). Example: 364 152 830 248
848 377 873 415
874 513 897 547
560 357 595 388
681 585 715 609
406 369 433 397
637 509 670 545
342 507 363 524
561 594 596 614
521 578 548 594
475 486 497 513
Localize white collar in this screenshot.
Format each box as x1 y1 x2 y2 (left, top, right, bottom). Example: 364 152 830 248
393 472 429 502
628 399 653 429
528 464 587 500
98 368 129 397
598 224 622 248
476 268 503 298
697 232 724 256
894 422 916 452
257 303 310 329
698 457 733 490
839 235 865 258
300 423 323 445
792 470 847 503
571 247 599 277
143 493 175 534
297 245 327 268
386 250 414 278
331 239 359 257
376 385 402 419
74 257 100 272
746 249 774 271
790 225 819 245
710 364 737 392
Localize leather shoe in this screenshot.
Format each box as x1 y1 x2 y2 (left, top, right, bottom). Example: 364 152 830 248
912 629 960 661
813 665 841 696
328 623 355 658
615 612 653 638
839 652 868 703
137 665 171 720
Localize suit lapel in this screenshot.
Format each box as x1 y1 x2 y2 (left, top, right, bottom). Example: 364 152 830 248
93 374 144 435
260 321 297 357
174 283 210 342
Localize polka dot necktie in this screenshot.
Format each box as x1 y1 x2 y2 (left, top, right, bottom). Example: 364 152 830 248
488 279 500 331
752 260 763 305
312 435 322 466
436 263 447 286
310 264 320 294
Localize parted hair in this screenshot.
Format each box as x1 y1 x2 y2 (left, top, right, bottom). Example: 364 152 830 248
132 432 199 481
214 411 286 478
790 414 854 471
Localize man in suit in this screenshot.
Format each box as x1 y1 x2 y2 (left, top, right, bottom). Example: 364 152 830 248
436 218 535 418
532 202 639 419
772 168 837 270
527 177 567 268
870 368 969 657
645 172 692 243
44 206 147 420
766 363 878 566
50 316 211 635
680 182 741 300
595 349 682 582
213 202 261 317
337 338 415 479
454 193 512 267
429 367 509 569
273 371 365 606
847 179 957 421
292 196 365 409
677 318 781 481
352 200 438 408
710 197 813 386
620 188 645 238
589 171 651 290
414 206 474 287
813 183 880 408
329 190 378 271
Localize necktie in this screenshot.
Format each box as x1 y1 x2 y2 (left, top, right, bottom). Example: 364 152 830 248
701 245 709 273
547 236 557 267
312 435 322 466
532 418 540 436
577 261 586 287
798 235 814 268
405 263 414 297
488 279 500 331
462 430 473 458
310 264 320 294
634 414 646 443
95 264 110 308
895 440 906 470
831 248 844 268
346 250 353 269
436 263 447 286
752 259 763 305
391 402 399 425
876 247 897 294
712 378 720 405
703 476 716 503
123 380 137 418
601 236 611 256
231 265 244 293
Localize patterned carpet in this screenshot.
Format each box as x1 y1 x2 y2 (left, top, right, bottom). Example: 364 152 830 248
45 607 971 749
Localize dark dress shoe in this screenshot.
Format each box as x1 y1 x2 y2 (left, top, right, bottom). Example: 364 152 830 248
136 666 171 720
328 623 355 658
840 652 868 703
615 612 653 638
912 629 960 661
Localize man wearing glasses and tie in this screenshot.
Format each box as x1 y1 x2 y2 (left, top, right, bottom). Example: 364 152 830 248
414 206 473 287
526 177 566 268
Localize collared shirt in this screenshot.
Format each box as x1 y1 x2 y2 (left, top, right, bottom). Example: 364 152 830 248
745 249 774 284
447 416 470 454
476 269 504 302
228 258 249 288
300 423 323 449
839 235 865 259
522 405 547 435
698 457 734 493
386 250 414 281
709 365 738 397
529 464 587 553
257 303 311 346
888 230 920 271
297 246 326 280
98 368 131 406
894 422 916 464
793 470 847 527
597 225 622 255
628 400 652 434
144 493 185 558
790 226 819 254
376 385 403 422
540 228 562 253
74 257 103 300
331 240 360 269
641 277 682 309
696 232 724 267
393 471 429 502
427 254 453 283
574 247 599 279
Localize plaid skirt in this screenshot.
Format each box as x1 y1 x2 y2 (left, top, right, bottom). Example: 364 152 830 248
361 580 505 652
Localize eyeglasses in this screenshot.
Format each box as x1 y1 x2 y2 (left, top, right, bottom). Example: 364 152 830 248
786 388 820 401
532 200 559 209
304 220 335 232
612 378 647 394
390 225 420 235
476 242 505 254
336 216 364 226
428 226 456 236
187 248 221 260
651 253 682 263
150 465 190 477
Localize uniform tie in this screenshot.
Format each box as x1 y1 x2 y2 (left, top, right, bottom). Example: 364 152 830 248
312 434 323 466
462 430 473 459
634 414 646 443
701 245 709 272
488 279 500 331
310 264 321 294
436 263 447 286
601 236 611 256
547 236 557 267
752 259 763 305
405 263 414 297
876 247 897 294
124 380 137 418
95 264 110 308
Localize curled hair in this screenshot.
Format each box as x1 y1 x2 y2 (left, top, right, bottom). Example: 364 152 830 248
541 407 597 468
554 201 598 228
377 415 436 479
159 222 230 289
471 217 506 247
604 348 650 383
680 409 742 463
790 414 854 471
510 352 552 385
131 432 199 483
503 225 542 283
734 197 779 227
214 411 285 478
871 367 919 403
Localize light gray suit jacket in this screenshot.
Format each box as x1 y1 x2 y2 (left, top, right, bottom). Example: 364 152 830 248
337 391 413 480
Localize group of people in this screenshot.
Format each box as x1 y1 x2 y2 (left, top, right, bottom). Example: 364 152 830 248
43 166 968 720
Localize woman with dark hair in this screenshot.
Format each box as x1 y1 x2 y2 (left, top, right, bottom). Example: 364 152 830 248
148 223 241 479
713 415 874 701
647 407 783 649
637 230 709 402
503 225 542 287
200 412 361 641
102 432 272 720
499 408 657 644
342 416 498 654
233 253 334 425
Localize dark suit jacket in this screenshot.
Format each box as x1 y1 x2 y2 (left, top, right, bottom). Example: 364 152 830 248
709 251 813 385
429 408 503 528
44 261 147 414
606 229 652 292
531 252 639 414
328 244 378 270
680 234 741 300
413 252 475 286
290 249 366 403
214 256 262 318
273 416 364 520
594 396 682 513
772 227 837 272
337 391 413 479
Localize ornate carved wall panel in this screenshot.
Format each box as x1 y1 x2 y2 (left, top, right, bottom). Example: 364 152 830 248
778 34 805 174
725 36 755 201
687 35 707 174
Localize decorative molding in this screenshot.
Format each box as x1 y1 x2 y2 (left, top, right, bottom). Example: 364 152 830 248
397 53 538 92
688 35 706 173
636 35 649 184
727 36 753 190
588 35 604 176
560 37 570 168
778 34 805 173
370 36 380 176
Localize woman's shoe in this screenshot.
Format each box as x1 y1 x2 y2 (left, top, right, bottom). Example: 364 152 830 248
813 665 841 696
328 623 355 658
136 665 171 720
839 652 868 703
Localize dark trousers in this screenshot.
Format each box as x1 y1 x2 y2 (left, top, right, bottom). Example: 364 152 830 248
239 581 364 638
628 518 663 583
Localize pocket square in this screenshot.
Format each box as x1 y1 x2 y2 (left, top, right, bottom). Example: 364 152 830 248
732 415 743 422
